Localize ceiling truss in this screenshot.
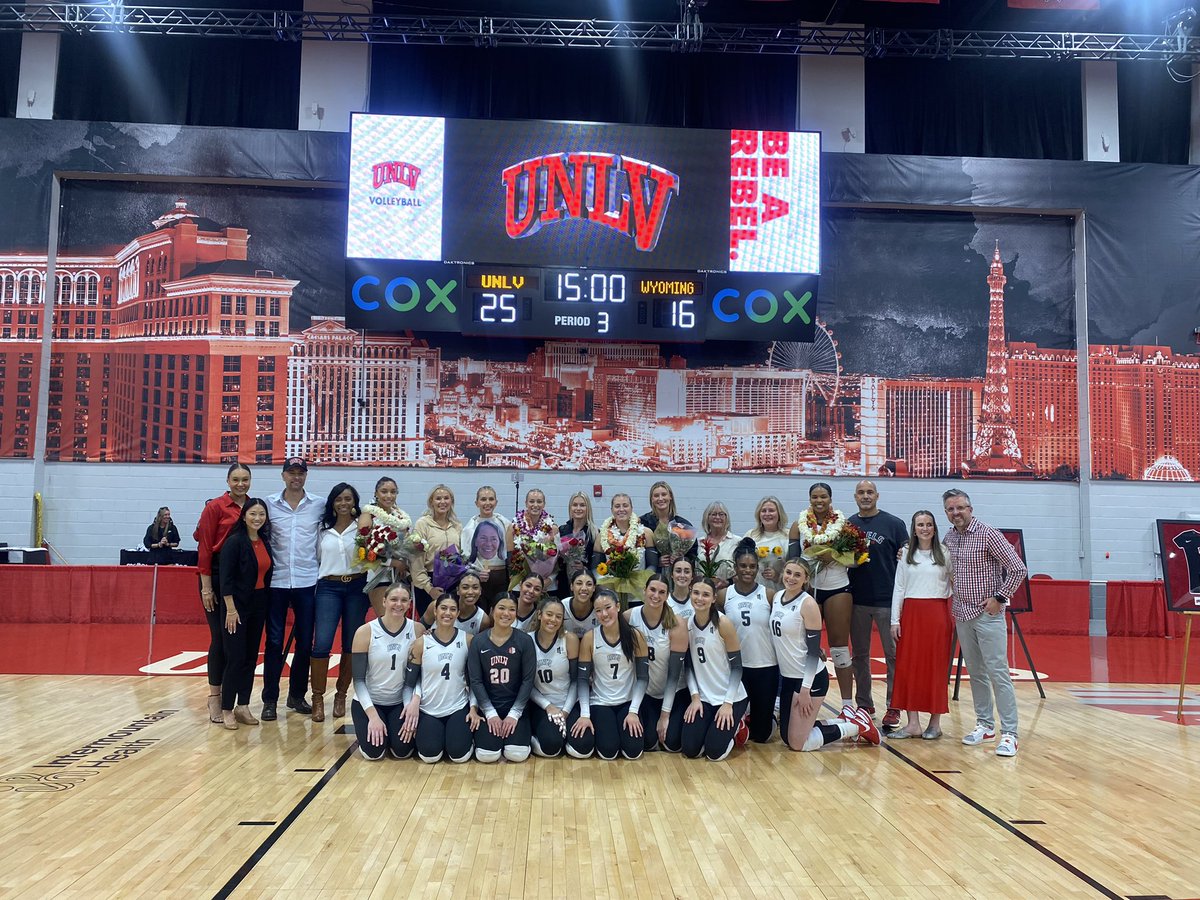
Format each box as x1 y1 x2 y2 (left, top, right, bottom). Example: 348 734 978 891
1 4 1198 62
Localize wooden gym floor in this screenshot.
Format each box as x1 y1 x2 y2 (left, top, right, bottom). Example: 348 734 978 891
2 667 1198 899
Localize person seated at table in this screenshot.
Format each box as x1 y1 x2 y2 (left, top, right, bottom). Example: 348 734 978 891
144 507 181 550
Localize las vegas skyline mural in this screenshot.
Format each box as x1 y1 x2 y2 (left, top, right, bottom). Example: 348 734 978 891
0 177 1196 481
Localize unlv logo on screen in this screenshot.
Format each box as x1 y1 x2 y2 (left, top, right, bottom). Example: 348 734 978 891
372 160 422 191
501 152 680 252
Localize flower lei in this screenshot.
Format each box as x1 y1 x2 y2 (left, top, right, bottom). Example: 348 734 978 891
797 509 847 549
599 516 647 552
512 508 556 553
362 504 412 534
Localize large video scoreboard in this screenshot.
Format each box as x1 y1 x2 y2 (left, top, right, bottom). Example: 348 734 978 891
346 114 820 343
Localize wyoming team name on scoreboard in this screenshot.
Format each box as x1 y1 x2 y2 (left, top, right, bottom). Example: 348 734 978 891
345 114 821 344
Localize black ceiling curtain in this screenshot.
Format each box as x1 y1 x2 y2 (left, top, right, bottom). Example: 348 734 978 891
0 33 20 118
54 32 301 128
1118 62 1191 165
369 45 798 131
865 58 1083 160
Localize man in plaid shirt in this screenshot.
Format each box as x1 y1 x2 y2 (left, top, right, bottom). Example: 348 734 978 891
942 489 1025 758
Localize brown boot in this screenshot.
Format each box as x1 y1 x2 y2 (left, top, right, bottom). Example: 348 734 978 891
310 658 329 723
333 655 351 718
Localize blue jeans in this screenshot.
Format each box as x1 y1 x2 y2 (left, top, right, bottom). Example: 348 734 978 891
262 585 316 704
313 577 371 659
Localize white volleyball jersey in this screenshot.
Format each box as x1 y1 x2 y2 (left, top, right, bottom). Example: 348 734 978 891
667 595 694 622
770 593 815 680
366 617 418 707
723 584 777 669
515 606 538 633
563 599 599 639
589 628 635 706
533 633 572 710
628 606 677 699
455 606 486 636
687 614 748 706
420 630 470 717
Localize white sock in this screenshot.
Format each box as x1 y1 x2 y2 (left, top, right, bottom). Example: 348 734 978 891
836 721 858 740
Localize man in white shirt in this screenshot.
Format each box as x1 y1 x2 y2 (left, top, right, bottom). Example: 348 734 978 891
262 458 324 720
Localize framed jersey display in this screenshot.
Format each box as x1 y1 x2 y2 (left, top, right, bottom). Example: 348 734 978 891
997 528 1033 614
1156 519 1200 613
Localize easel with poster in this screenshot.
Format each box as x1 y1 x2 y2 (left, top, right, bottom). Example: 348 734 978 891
950 527 1045 701
1153 519 1200 720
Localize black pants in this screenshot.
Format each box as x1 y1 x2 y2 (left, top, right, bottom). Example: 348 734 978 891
637 690 689 752
202 557 224 686
779 668 830 750
221 587 269 710
415 704 474 763
472 700 531 757
567 702 643 760
529 704 570 757
413 586 435 619
742 664 780 743
681 697 750 761
261 585 316 704
351 699 414 759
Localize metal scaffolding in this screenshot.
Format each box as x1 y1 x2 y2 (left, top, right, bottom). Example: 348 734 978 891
2 3 1198 62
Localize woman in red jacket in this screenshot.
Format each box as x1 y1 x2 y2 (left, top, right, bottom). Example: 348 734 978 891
194 463 251 723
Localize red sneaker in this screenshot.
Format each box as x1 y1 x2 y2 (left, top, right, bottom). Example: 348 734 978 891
734 715 750 747
882 708 901 730
852 708 881 746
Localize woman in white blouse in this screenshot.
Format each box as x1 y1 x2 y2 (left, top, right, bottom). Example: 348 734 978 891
889 510 955 740
697 501 740 591
312 483 368 722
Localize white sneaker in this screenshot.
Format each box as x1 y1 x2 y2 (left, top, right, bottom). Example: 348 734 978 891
961 724 996 746
995 733 1018 757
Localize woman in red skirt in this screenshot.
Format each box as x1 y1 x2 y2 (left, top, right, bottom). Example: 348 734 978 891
889 510 954 740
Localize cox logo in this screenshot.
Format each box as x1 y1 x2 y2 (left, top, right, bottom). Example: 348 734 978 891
352 276 458 313
712 287 812 325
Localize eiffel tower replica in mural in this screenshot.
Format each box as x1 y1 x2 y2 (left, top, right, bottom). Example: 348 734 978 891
962 241 1034 478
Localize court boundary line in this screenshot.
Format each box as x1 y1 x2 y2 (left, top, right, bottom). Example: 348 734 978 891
881 735 1123 898
212 740 359 900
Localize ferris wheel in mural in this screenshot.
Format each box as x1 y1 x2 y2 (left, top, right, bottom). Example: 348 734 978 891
765 317 843 406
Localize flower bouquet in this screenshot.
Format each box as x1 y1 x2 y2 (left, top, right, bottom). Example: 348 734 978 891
757 543 786 584
697 538 733 583
432 544 469 592
652 519 696 566
356 523 403 593
799 510 870 575
559 532 589 580
597 540 652 605
509 537 559 589
401 531 427 562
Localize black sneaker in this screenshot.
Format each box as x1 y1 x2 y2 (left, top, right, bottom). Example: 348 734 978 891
261 703 278 721
286 695 313 715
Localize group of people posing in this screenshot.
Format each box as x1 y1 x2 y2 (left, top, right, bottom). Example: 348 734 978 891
194 462 1028 762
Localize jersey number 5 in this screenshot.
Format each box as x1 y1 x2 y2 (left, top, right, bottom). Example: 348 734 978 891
740 609 751 627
